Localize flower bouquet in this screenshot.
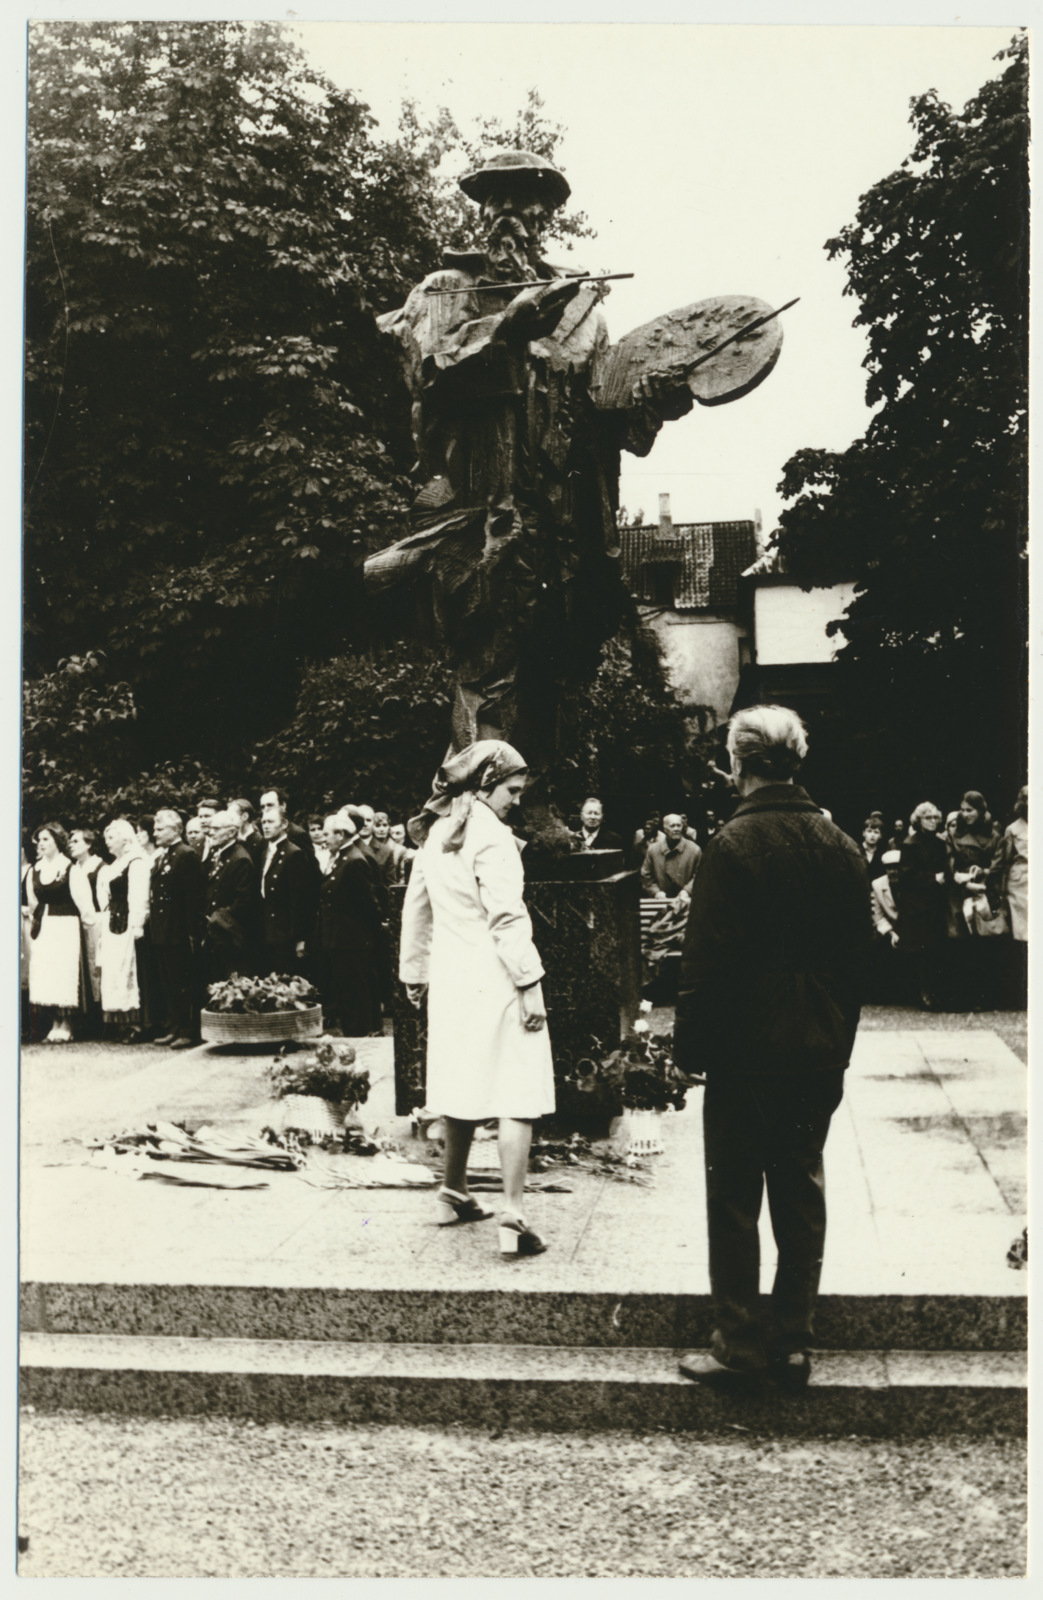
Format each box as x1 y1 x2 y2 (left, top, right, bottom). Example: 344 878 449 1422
206 973 319 1013
557 1004 702 1148
262 1038 375 1150
200 973 323 1046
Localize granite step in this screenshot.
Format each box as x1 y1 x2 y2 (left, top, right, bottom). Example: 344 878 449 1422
20 1280 1026 1351
20 1333 1026 1435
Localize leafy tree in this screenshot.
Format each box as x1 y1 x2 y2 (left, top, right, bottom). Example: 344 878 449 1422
22 651 232 830
25 20 442 764
774 33 1028 811
248 646 456 820
22 652 139 825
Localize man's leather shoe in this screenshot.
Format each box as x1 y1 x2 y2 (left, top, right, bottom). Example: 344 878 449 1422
768 1351 811 1393
153 1034 175 1047
168 1037 195 1050
677 1351 765 1389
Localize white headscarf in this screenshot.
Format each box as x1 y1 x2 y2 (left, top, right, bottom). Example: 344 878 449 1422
408 740 528 852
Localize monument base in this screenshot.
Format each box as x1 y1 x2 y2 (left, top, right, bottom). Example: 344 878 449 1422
388 870 642 1118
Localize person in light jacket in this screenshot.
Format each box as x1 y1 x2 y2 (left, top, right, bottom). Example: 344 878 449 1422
400 740 554 1259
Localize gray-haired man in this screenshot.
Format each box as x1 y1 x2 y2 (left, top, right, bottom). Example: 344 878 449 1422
673 705 870 1393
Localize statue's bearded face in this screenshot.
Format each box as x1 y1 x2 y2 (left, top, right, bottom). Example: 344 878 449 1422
481 190 550 280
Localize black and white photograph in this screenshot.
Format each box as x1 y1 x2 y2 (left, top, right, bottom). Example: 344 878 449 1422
16 10 1028 1581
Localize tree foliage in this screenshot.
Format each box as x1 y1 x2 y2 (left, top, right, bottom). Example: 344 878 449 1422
25 20 442 761
774 33 1028 805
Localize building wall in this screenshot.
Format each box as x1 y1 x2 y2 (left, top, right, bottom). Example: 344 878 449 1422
753 582 858 665
644 612 744 725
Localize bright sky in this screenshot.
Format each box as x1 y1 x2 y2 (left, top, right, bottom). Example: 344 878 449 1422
294 22 1015 534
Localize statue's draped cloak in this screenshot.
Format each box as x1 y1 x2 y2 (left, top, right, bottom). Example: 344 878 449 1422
371 255 646 751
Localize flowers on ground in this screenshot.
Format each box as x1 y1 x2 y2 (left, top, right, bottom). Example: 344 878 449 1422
562 1023 702 1117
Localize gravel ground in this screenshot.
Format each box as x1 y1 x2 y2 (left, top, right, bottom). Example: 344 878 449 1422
18 1411 1025 1579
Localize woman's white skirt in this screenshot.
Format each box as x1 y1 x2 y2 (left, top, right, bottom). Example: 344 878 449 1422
81 922 103 1004
28 914 81 1008
99 927 140 1016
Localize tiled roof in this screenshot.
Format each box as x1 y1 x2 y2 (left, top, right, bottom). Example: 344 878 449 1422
619 521 758 612
742 545 787 577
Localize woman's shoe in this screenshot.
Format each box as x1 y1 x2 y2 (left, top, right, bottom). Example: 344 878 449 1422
497 1213 547 1259
435 1187 494 1226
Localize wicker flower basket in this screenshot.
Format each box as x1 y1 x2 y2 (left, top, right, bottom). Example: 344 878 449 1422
617 1107 666 1157
200 1004 323 1047
268 1093 346 1141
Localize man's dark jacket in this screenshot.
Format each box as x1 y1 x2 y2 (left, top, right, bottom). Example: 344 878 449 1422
673 784 870 1078
260 836 313 948
149 840 204 949
205 841 258 959
319 846 383 952
577 826 623 852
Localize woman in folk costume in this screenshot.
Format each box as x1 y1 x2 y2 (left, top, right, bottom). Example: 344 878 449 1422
96 817 151 1039
400 741 555 1258
25 822 94 1043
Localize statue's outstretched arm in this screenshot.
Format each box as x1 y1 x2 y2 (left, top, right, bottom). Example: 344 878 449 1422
593 294 786 456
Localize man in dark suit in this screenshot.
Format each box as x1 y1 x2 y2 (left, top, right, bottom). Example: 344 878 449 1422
195 797 221 865
575 797 623 852
673 705 870 1394
204 810 258 983
149 808 205 1047
319 810 383 1037
258 788 316 975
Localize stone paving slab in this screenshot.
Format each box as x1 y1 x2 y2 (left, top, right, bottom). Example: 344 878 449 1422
20 1023 1026 1306
20 1333 1026 1436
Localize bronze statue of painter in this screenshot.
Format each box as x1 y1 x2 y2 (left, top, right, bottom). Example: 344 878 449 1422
369 149 786 768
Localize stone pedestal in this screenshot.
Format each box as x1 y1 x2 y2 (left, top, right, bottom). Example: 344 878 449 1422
388 869 642 1117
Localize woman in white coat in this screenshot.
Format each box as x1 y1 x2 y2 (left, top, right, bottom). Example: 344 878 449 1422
400 741 554 1258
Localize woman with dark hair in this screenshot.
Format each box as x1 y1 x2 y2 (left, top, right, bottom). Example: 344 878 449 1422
945 791 1005 1009
25 822 93 1042
859 815 887 883
400 740 554 1259
69 827 105 1019
895 802 948 1009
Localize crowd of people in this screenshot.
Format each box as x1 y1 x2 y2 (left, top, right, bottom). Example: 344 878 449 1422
573 785 1029 1012
21 774 1028 1048
860 790 1028 1010
20 792 418 1047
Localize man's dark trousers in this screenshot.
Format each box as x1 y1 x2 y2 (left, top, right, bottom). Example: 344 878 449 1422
703 1065 846 1369
155 945 198 1041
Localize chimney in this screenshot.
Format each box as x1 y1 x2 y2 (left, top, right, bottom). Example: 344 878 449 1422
659 493 673 536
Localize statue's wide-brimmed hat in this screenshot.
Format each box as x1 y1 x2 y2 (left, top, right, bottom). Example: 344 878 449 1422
459 149 571 209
